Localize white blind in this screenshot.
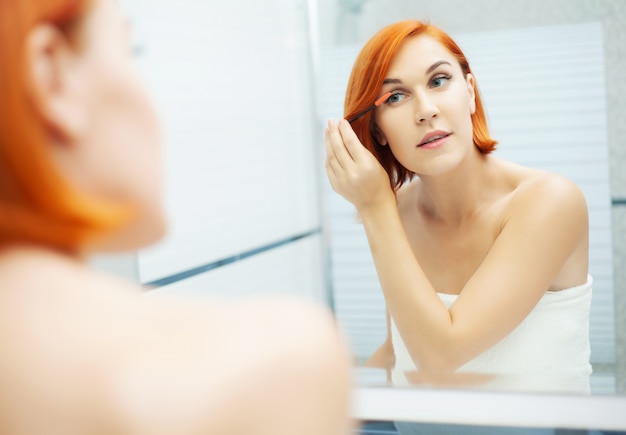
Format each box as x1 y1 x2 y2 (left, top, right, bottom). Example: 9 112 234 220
320 23 615 364
120 1 322 287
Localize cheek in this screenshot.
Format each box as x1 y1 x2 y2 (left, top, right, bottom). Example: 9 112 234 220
375 113 417 167
385 132 416 171
116 87 162 202
88 65 163 205
376 109 411 145
454 101 475 141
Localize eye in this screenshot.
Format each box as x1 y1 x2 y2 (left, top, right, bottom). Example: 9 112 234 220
384 92 407 105
430 74 451 88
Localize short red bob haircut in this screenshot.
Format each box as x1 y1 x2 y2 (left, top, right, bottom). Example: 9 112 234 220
0 0 131 251
345 20 497 191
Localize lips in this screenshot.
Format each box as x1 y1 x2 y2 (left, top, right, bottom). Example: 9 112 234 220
418 130 452 147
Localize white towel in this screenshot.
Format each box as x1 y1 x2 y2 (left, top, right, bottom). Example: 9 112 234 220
390 276 593 393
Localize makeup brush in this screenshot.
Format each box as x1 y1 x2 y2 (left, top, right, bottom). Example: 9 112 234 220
347 92 393 123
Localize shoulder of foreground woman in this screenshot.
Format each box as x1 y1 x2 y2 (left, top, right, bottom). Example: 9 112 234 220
101 292 353 434
0 251 352 434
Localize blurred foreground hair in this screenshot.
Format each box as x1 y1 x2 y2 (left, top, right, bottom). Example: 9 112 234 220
0 0 132 250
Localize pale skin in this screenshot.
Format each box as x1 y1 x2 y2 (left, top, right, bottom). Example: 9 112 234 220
0 250 351 434
325 35 589 373
0 0 351 433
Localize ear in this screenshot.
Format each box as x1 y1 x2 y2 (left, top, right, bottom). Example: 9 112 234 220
372 123 388 146
466 73 476 115
26 23 87 145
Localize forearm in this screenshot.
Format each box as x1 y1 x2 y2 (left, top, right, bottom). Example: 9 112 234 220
359 202 460 371
325 118 469 369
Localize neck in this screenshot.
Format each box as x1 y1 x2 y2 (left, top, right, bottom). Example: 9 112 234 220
415 151 497 226
0 242 89 265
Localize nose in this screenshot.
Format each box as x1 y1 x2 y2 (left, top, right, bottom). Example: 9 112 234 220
413 91 439 124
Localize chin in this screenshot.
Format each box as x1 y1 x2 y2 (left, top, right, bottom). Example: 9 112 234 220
411 155 464 178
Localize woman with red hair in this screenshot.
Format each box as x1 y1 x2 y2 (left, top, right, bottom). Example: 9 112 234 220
326 20 592 390
0 0 351 432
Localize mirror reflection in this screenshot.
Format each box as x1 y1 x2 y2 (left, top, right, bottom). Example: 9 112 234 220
320 0 624 396
101 0 623 404
324 18 596 395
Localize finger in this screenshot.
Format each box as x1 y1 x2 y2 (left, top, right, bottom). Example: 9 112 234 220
324 125 334 159
327 118 355 164
325 125 344 172
325 157 338 186
337 119 370 163
326 125 350 176
326 134 341 172
325 154 345 195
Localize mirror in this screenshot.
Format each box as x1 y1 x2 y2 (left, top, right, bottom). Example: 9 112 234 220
353 386 626 433
94 2 625 425
316 0 625 397
112 0 329 303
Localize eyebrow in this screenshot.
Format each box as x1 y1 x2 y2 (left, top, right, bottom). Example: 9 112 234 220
382 60 452 85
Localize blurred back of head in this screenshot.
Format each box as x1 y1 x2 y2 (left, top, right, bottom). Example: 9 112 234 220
0 0 133 253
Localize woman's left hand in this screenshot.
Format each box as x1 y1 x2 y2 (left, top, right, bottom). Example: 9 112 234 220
325 119 395 213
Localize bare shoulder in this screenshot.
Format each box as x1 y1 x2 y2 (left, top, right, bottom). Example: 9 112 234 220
0 249 349 433
0 249 141 432
104 294 350 433
0 248 134 331
495 162 589 287
506 163 588 223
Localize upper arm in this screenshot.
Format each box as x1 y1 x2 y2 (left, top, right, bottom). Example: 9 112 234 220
449 175 588 361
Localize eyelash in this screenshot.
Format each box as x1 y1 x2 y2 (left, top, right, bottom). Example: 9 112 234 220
430 73 452 88
383 92 407 105
382 73 453 106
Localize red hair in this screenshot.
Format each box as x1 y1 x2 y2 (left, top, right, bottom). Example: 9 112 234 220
345 20 497 191
0 0 131 251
